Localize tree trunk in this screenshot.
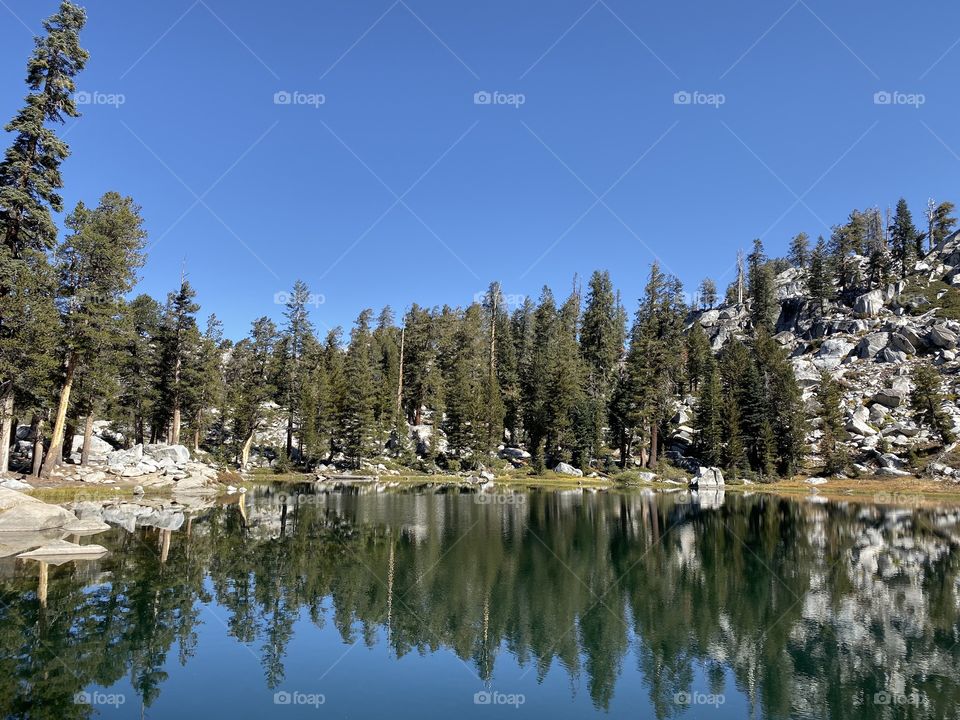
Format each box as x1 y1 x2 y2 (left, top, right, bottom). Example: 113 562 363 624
81 413 95 466
171 403 181 446
240 431 254 468
31 418 44 478
62 420 76 465
40 356 76 478
396 327 404 427
286 413 293 459
0 388 13 474
647 423 658 469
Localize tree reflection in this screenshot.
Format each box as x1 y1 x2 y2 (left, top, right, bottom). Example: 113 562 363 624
1 489 958 719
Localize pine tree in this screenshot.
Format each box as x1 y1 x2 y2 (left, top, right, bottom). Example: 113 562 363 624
0 1 88 257
341 310 376 467
275 280 314 459
480 283 507 455
788 232 810 269
815 370 847 474
155 280 200 445
522 288 556 471
693 360 723 466
0 2 87 472
225 317 277 466
685 322 711 393
910 363 954 446
698 278 718 309
748 239 776 333
625 263 686 469
442 304 485 464
579 271 624 463
372 306 401 457
41 192 146 476
890 198 918 279
117 294 162 445
807 236 833 307
929 201 957 252
186 314 225 453
755 330 805 476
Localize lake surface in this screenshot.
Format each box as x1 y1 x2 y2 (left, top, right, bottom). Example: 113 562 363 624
1 485 959 719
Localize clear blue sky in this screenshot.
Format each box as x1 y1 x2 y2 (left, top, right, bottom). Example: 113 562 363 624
2 0 959 338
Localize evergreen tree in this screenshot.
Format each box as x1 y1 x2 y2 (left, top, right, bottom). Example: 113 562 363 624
788 232 810 269
225 317 277 466
910 363 954 446
890 198 918 279
693 360 723 466
685 322 711 393
747 239 776 333
579 271 625 463
815 370 847 474
155 280 200 445
522 288 556 471
480 283 507 454
625 263 686 469
807 236 833 307
117 294 162 445
276 280 314 459
929 201 957 252
41 192 146 476
341 310 376 466
697 278 717 309
0 2 87 472
442 304 485 464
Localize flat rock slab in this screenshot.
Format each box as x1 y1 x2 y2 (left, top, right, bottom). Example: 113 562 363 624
61 517 112 535
0 497 76 532
17 539 108 565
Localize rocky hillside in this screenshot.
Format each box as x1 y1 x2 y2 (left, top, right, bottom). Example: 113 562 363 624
686 231 960 481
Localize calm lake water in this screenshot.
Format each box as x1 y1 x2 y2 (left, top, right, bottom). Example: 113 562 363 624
1 485 959 719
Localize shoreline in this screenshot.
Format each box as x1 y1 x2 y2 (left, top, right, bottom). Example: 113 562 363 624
21 469 960 506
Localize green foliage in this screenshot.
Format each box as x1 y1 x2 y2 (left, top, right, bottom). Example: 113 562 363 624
911 363 955 446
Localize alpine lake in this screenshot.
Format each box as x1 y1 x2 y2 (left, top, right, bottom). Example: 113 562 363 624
2 483 959 719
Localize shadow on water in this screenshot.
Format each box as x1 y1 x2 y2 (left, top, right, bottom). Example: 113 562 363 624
1 485 959 718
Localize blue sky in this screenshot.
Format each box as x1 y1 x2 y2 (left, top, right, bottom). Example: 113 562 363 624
2 0 959 338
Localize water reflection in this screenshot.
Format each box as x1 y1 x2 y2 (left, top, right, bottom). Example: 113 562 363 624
1 486 959 719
